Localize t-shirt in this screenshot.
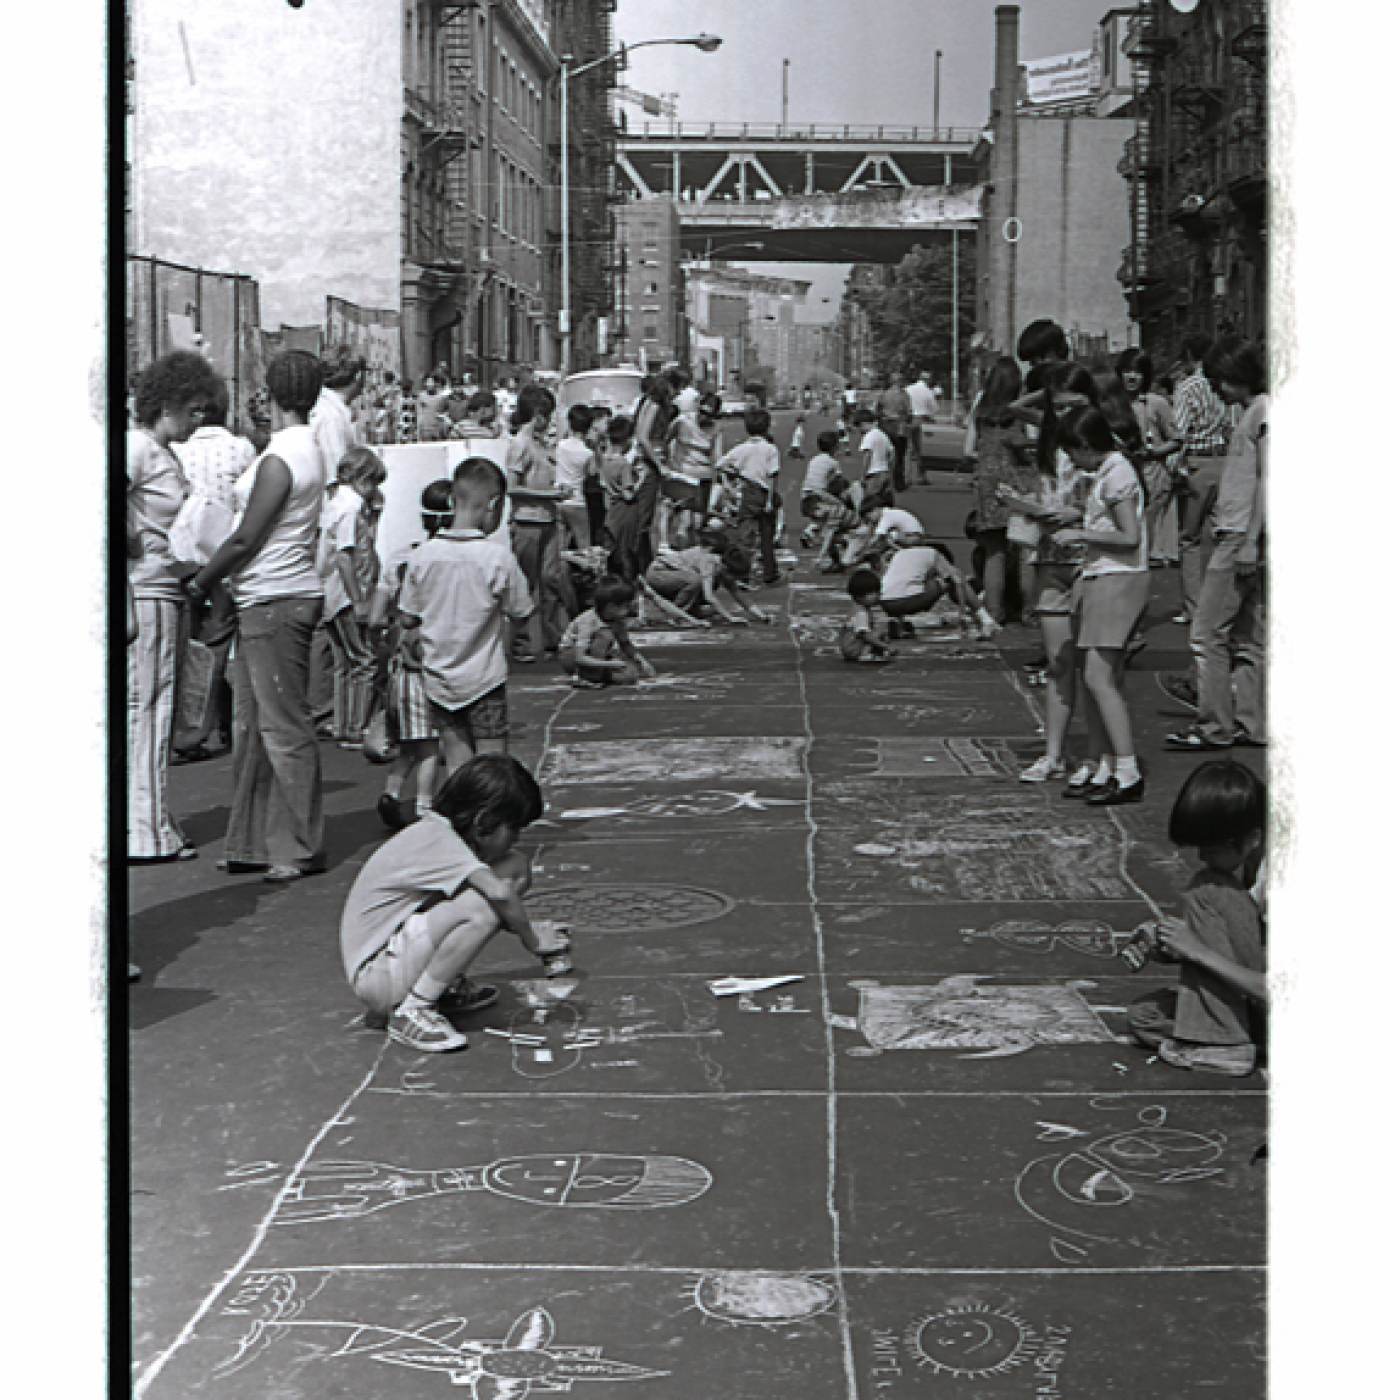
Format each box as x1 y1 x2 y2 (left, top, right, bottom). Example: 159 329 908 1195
173 426 255 513
339 812 487 981
310 387 358 479
801 453 845 497
417 390 450 441
877 386 911 428
127 429 190 602
399 530 534 708
906 381 938 419
1080 452 1148 578
318 487 375 618
881 545 956 601
669 413 721 481
554 437 593 506
719 437 781 498
558 607 619 659
1173 868 1265 1046
229 425 328 608
873 507 923 539
505 430 558 524
1210 394 1268 570
860 427 894 477
599 448 641 503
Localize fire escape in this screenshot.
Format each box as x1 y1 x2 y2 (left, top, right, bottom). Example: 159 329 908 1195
1117 3 1173 323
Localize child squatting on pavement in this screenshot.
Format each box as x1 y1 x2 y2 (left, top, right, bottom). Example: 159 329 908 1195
340 754 573 1053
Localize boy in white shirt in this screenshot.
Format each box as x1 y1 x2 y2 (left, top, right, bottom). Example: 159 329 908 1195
854 408 895 509
717 407 782 585
399 458 535 778
554 403 596 551
880 533 999 639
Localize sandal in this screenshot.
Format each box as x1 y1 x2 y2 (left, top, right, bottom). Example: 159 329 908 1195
1163 729 1232 751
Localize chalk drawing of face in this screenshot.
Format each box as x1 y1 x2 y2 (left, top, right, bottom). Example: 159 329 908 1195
1087 1127 1227 1181
690 1272 838 1327
910 1303 1035 1379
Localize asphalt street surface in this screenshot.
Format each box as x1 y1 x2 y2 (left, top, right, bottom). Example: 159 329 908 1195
129 410 1265 1398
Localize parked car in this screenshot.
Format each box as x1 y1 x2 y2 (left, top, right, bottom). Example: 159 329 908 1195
558 368 646 420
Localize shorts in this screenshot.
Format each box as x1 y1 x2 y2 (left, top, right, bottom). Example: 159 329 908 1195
1032 562 1079 617
1074 570 1150 649
429 684 510 745
388 657 435 743
350 910 440 1017
663 477 709 512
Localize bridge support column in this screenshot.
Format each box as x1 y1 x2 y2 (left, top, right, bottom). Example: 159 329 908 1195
805 152 815 194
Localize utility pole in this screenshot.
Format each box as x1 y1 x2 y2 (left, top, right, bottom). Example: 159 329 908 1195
950 227 960 407
933 49 942 133
781 58 790 130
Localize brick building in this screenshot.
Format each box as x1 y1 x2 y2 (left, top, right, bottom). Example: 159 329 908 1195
615 197 686 369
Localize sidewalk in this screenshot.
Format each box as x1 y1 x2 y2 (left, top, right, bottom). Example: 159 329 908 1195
130 473 1265 1398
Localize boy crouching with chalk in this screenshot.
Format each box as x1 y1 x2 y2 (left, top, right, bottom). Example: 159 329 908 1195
341 754 573 1053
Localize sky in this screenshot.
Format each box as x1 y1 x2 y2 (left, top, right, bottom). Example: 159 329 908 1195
616 0 1115 316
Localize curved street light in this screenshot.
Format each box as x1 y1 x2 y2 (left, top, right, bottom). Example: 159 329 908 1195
560 35 723 376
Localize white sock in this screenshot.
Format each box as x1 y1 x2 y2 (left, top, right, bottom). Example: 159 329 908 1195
1092 758 1113 786
1069 762 1096 786
1114 755 1141 785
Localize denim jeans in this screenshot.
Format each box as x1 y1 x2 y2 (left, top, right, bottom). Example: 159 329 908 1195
736 481 778 582
1189 562 1266 744
225 595 325 866
1178 455 1224 620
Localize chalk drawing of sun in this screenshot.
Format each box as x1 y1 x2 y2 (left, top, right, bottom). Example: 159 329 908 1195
906 1303 1036 1379
688 1272 838 1328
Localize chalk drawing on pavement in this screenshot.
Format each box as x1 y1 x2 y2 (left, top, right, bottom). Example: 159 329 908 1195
908 1302 1038 1379
272 1153 713 1225
830 789 1137 901
958 919 1124 960
690 1272 838 1327
874 736 1017 778
555 789 806 823
217 1284 667 1392
526 884 736 935
541 736 807 786
1012 1103 1229 1262
829 977 1115 1059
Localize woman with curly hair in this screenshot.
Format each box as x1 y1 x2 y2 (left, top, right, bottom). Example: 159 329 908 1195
184 351 331 883
127 349 224 863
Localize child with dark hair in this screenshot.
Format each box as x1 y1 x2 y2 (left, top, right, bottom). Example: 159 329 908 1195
799 429 854 563
1015 318 1070 366
839 569 895 663
319 446 387 749
880 535 996 639
376 480 454 829
718 407 782 585
645 530 770 626
399 457 535 780
853 407 895 510
1125 760 1266 1076
599 414 645 581
341 753 573 1052
555 402 598 552
450 390 503 441
663 391 723 545
557 576 656 689
1116 347 1180 566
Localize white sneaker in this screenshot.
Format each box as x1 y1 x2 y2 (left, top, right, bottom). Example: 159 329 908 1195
1019 755 1067 783
387 1003 468 1053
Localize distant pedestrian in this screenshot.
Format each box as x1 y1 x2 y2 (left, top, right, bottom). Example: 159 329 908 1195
853 407 895 510
877 371 913 492
127 349 223 862
417 374 450 442
599 414 645 581
906 370 939 484
398 457 534 780
340 753 571 1052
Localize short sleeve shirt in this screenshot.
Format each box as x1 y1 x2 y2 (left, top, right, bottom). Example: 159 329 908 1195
860 427 894 476
874 507 923 539
1174 868 1265 1046
720 438 781 495
319 488 364 617
127 429 190 601
173 426 255 513
1211 394 1268 569
881 545 956 600
558 608 617 657
310 388 359 479
400 530 535 708
801 453 844 496
1081 452 1147 577
670 414 721 481
339 812 487 980
506 430 558 523
554 438 593 506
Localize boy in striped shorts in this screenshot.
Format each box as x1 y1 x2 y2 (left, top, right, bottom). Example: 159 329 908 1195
375 480 454 830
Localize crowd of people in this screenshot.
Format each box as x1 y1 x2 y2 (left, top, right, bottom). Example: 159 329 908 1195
127 313 1268 1073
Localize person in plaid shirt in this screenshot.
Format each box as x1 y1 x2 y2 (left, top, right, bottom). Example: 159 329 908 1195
1171 334 1232 625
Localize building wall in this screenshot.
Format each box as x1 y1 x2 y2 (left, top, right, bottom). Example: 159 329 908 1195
130 0 400 328
616 198 683 368
1009 116 1135 351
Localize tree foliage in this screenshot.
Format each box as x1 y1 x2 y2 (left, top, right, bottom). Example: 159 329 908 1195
857 241 976 387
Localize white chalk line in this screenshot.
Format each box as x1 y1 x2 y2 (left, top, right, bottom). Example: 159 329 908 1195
787 589 862 1400
253 1260 1264 1277
362 1086 1265 1101
133 1043 389 1398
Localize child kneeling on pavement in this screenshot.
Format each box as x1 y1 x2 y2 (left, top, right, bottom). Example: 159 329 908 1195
340 754 572 1053
557 575 656 688
879 523 1000 640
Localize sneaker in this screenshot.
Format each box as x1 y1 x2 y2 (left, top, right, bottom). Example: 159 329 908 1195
1019 755 1067 784
441 978 500 1015
1170 612 1189 625
387 1003 468 1053
1156 673 1200 715
1158 1038 1256 1077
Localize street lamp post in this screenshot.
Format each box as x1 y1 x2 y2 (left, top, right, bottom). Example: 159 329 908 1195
559 32 721 380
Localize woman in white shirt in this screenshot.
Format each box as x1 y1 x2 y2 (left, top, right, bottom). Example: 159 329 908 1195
186 351 331 883
127 350 224 862
1047 407 1150 807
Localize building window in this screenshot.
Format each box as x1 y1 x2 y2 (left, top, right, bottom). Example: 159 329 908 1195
643 321 659 341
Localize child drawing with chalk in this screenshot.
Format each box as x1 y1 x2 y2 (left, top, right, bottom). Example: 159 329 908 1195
340 754 573 1053
556 575 656 689
1123 760 1266 1076
838 568 895 663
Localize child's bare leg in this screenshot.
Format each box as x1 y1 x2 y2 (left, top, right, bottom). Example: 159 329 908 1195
437 726 475 782
1040 614 1077 765
410 888 503 998
410 740 440 812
